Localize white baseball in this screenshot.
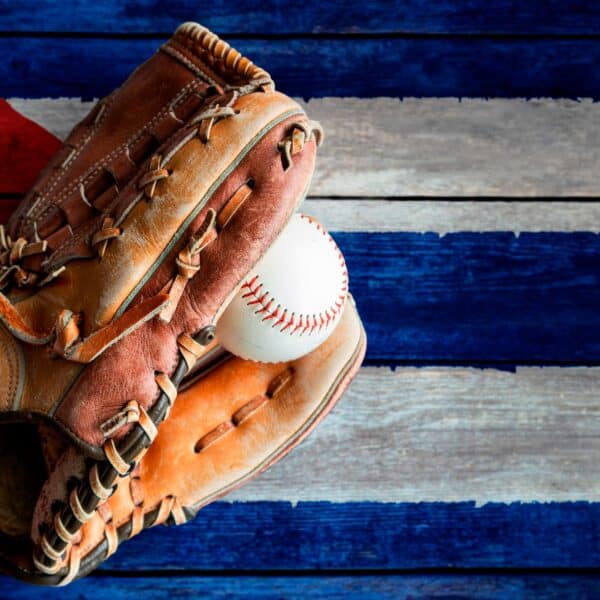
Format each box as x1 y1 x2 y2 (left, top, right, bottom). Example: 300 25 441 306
216 213 348 362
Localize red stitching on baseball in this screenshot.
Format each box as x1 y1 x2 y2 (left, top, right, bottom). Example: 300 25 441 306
239 216 348 337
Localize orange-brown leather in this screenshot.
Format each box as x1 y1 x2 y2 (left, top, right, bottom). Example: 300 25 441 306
33 300 366 584
0 22 322 580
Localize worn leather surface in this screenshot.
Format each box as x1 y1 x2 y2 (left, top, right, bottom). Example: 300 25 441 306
1 24 314 447
4 94 310 424
44 299 366 580
0 22 321 581
53 109 316 448
0 325 23 411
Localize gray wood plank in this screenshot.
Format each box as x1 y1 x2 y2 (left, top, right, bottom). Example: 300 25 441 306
9 97 599 198
228 366 600 503
299 97 600 197
304 200 600 232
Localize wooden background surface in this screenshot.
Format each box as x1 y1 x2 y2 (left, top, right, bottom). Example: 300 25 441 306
1 1 600 598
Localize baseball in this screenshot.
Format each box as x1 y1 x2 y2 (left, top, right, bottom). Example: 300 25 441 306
216 213 348 362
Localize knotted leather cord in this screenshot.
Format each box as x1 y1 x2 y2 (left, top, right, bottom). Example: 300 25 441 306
91 217 121 259
159 208 218 323
138 155 170 200
58 365 294 582
278 120 324 171
34 326 215 580
191 101 238 143
12 26 318 580
0 224 54 289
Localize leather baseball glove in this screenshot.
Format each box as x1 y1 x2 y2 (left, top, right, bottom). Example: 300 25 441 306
0 22 329 583
2 297 365 585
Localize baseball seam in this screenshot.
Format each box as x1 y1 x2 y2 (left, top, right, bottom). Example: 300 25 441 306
240 216 348 337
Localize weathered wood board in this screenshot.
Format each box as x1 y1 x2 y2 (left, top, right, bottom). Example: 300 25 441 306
226 366 600 504
1 37 600 99
3 573 600 599
8 98 600 197
305 200 600 233
1 6 600 595
3 0 600 34
337 231 600 362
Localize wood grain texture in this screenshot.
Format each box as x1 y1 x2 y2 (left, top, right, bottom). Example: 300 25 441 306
81 502 600 570
227 366 600 503
9 98 599 197
335 232 600 362
1 0 600 34
299 98 600 197
3 573 600 599
303 200 600 233
1 37 600 99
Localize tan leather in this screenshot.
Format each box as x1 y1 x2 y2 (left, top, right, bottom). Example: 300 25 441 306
14 92 303 339
0 22 323 581
0 324 24 410
52 299 366 583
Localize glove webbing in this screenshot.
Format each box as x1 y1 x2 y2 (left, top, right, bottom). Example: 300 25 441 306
32 330 212 582
56 365 295 585
31 175 258 581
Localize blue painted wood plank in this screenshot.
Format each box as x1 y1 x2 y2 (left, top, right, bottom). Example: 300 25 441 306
4 573 600 599
1 1 599 34
1 37 599 99
72 502 600 571
334 232 600 363
3 573 600 599
0 229 596 363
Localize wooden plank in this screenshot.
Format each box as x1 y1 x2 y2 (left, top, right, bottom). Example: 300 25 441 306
333 232 600 362
4 573 600 599
228 366 600 503
299 98 600 198
8 98 599 197
3 573 600 599
1 38 600 100
2 1 600 34
86 502 600 569
303 200 600 233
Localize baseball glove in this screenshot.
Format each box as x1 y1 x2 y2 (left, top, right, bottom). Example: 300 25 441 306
3 296 365 584
0 22 325 583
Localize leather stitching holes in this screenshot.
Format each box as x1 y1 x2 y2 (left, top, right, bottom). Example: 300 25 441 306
193 366 294 454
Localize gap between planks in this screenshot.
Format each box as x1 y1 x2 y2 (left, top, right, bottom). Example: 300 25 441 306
226 365 600 505
8 97 599 198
